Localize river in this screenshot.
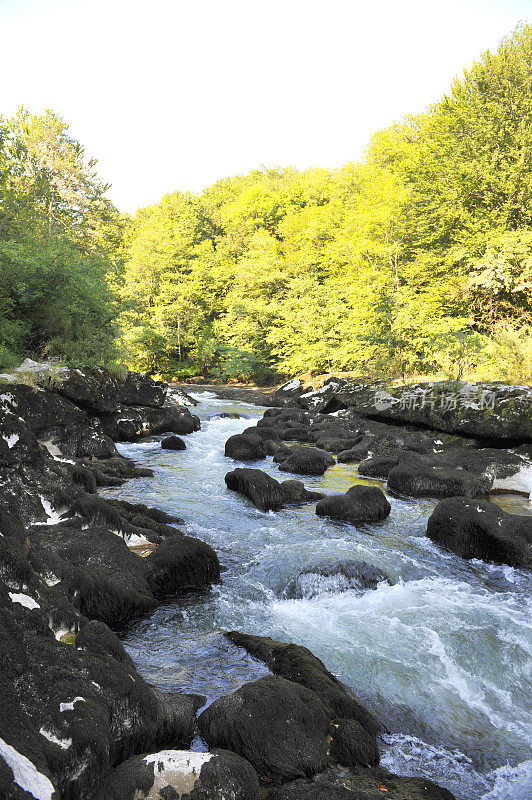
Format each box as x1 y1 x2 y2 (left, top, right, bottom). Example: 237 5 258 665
101 390 532 800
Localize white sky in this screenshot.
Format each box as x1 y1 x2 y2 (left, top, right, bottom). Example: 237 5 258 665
0 0 529 212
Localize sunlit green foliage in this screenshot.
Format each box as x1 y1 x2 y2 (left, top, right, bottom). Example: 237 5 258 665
2 26 531 383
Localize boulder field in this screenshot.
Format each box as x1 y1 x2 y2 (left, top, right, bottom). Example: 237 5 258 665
223 379 531 570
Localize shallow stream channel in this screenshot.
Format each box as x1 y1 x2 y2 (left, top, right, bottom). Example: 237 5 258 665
101 390 532 800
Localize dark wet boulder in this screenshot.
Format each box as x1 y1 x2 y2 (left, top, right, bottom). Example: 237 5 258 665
99 405 200 442
1 382 117 460
358 454 400 479
316 486 391 524
281 560 391 599
337 438 375 463
198 675 330 780
47 367 167 413
267 783 362 800
388 452 492 498
146 535 221 597
225 434 266 461
426 497 532 569
110 499 183 530
241 424 282 441
256 415 280 428
278 446 335 476
264 439 284 456
275 409 311 425
263 407 283 419
71 465 98 493
0 587 200 800
225 633 380 736
94 749 259 800
0 411 44 468
270 766 456 800
272 443 293 462
403 433 436 453
161 435 186 450
315 436 363 454
1 382 87 432
338 765 456 799
225 468 324 512
278 422 315 443
329 719 379 768
430 446 525 482
76 619 137 666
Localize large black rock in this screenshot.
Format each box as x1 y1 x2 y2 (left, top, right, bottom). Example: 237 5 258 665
335 380 532 444
225 468 324 512
277 446 335 476
388 452 492 498
94 748 259 800
426 497 532 568
161 435 186 450
54 368 167 414
198 675 330 780
225 434 266 461
269 766 456 800
146 535 221 598
225 633 380 736
28 522 157 628
315 486 391 524
0 580 201 800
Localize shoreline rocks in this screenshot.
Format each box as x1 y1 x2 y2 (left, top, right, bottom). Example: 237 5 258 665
0 366 221 799
273 377 532 445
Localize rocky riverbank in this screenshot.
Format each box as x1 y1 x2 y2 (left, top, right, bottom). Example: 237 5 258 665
1 369 530 799
0 366 220 799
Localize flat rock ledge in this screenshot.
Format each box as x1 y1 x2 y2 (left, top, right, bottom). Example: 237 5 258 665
274 377 532 444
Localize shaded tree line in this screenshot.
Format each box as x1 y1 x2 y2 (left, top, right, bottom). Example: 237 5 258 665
0 108 122 370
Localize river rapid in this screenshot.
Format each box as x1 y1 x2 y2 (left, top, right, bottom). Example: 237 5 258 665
101 391 532 800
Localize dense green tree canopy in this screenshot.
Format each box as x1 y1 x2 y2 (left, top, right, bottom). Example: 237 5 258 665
0 108 121 369
1 26 531 383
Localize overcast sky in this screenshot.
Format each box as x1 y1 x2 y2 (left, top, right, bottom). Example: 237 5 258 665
0 0 529 212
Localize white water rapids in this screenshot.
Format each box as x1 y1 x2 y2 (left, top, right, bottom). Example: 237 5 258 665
102 391 532 800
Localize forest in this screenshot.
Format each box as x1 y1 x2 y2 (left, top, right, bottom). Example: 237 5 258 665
1 24 531 384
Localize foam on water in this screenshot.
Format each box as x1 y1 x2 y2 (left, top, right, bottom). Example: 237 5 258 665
101 392 532 800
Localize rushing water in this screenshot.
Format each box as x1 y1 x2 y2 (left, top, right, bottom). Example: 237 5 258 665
101 391 532 800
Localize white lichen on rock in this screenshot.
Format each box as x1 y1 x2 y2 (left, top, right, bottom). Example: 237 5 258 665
0 737 55 800
9 592 40 609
